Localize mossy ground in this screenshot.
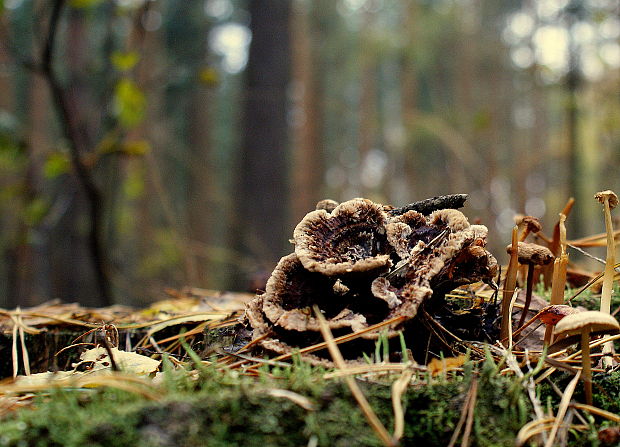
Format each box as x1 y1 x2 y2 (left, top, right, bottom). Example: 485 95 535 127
1 285 619 447
0 355 615 447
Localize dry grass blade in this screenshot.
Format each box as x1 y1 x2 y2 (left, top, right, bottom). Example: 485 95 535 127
516 419 562 447
570 403 620 423
265 389 316 411
325 363 425 379
252 315 407 367
536 333 620 384
447 376 478 447
461 377 478 447
0 373 161 401
569 229 620 247
391 369 413 442
11 318 18 378
313 306 395 447
544 369 581 447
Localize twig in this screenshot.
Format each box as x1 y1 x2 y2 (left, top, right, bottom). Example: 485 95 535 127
314 306 395 447
100 334 119 372
461 377 478 447
544 370 581 447
388 194 468 216
38 0 112 305
569 403 620 423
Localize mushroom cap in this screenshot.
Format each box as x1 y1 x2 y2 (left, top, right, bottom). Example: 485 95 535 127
315 199 339 213
519 216 542 233
506 242 554 265
554 311 620 337
294 198 391 276
595 190 619 210
537 305 581 325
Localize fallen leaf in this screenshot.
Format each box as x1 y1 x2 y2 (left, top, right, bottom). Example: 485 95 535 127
427 355 466 376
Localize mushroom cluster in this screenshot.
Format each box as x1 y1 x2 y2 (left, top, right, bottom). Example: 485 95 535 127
244 196 498 364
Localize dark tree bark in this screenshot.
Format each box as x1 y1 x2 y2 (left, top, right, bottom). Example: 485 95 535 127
234 0 292 289
291 0 324 224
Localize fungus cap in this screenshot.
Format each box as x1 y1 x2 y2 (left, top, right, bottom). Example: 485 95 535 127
595 190 619 210
293 198 391 275
554 311 620 337
506 242 554 265
519 216 542 234
537 304 581 326
315 199 339 213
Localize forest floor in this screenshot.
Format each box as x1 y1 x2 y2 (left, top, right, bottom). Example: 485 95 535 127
0 285 619 446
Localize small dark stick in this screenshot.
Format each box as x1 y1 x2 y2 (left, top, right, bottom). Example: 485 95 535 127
388 194 469 216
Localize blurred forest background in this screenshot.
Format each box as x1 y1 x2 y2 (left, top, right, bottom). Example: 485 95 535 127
0 0 619 308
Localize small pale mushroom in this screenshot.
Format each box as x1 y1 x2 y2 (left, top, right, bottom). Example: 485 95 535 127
553 311 620 405
594 190 618 368
506 242 555 329
518 216 543 242
594 190 618 315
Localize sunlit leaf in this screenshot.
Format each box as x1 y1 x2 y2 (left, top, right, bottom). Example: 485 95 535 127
24 198 49 226
122 139 151 156
75 347 160 375
69 0 103 8
114 78 146 128
111 51 140 72
43 152 71 179
199 66 219 87
427 355 466 376
123 167 145 199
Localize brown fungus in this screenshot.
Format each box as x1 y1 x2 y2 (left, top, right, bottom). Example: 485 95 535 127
518 216 543 241
315 199 339 213
243 197 497 365
293 198 391 276
261 253 370 333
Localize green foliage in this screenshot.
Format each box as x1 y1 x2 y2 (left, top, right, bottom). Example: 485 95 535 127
23 198 49 227
138 229 183 277
43 152 71 179
123 166 145 200
69 0 103 9
111 51 140 72
198 66 219 87
570 284 620 312
121 140 151 156
114 78 146 128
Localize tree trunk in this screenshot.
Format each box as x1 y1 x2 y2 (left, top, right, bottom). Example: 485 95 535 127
291 0 324 224
234 0 292 290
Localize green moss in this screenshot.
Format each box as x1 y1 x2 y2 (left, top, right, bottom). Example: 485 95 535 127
0 360 540 447
569 283 620 311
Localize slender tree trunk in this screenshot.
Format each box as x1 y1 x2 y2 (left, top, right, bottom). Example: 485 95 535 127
41 2 112 306
358 5 377 197
234 0 292 289
291 0 323 223
398 1 417 205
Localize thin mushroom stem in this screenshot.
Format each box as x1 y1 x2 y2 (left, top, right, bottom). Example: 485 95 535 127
581 328 592 406
501 226 519 345
597 192 617 369
517 263 536 330
600 195 616 315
